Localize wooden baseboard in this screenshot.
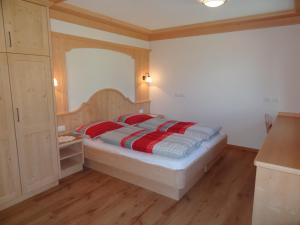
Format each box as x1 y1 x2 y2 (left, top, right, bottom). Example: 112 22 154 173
227 144 259 153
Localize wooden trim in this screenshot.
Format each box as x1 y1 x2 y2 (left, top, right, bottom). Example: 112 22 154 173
50 0 65 3
24 0 50 7
49 3 150 41
56 89 151 133
49 2 300 41
49 0 65 8
51 32 150 113
254 161 300 176
150 10 300 40
227 144 259 153
278 112 300 118
52 32 150 53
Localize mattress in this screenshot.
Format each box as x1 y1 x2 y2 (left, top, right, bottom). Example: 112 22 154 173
83 132 226 171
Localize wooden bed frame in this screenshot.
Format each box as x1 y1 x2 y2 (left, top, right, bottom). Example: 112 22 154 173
57 89 227 200
85 136 227 200
57 89 151 133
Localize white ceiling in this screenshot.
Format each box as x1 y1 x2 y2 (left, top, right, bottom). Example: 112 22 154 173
65 0 295 30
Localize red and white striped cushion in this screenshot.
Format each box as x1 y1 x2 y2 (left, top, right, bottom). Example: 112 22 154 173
76 121 124 138
117 113 155 125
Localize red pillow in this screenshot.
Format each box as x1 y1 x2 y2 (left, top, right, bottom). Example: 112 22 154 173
117 114 154 125
85 121 124 138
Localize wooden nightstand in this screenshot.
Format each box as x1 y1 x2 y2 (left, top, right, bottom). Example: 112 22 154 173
58 134 84 179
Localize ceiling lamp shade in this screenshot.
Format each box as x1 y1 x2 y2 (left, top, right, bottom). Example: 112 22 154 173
199 0 227 7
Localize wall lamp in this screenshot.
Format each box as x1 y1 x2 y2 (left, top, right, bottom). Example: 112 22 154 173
142 73 152 84
53 78 58 87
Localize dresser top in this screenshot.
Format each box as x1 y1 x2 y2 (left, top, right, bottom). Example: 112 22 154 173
255 113 300 175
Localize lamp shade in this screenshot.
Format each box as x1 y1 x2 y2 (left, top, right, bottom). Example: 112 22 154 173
143 73 152 83
145 75 152 83
53 78 58 87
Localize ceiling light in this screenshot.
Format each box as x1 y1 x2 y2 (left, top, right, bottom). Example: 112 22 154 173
199 0 227 8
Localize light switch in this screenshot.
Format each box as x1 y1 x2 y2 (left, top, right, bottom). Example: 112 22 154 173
272 98 279 103
174 93 185 98
57 125 66 132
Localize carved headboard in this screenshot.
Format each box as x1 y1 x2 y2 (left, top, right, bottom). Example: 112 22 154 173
56 89 151 133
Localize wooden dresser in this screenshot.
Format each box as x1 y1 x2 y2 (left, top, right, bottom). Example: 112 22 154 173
252 113 300 225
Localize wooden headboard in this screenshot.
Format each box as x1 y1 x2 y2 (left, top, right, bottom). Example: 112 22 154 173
56 89 150 133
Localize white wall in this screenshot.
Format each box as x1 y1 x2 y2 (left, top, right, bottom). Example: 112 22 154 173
66 48 135 111
150 25 300 149
51 19 300 148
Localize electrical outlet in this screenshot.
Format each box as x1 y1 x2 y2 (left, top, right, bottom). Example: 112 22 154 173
57 125 66 133
174 93 185 98
263 97 271 103
272 98 279 103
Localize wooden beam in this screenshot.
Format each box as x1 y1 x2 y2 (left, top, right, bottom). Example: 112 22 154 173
48 0 65 7
24 0 50 7
50 3 151 41
150 10 300 41
51 0 65 3
49 2 300 41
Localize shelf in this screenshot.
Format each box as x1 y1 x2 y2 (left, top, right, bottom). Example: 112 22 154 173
59 138 82 148
61 163 83 179
60 147 82 160
61 155 83 171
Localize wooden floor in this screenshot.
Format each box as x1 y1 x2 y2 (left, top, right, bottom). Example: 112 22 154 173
0 147 257 225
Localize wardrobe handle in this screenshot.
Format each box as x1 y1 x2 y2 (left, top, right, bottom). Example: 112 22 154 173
8 32 12 47
16 108 20 122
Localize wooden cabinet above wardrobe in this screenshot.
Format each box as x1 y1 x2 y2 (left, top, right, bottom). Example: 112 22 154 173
2 0 50 56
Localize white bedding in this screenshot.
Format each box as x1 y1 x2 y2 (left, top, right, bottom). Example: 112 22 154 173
83 132 226 171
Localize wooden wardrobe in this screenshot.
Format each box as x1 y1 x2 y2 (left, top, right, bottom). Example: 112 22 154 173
0 0 58 210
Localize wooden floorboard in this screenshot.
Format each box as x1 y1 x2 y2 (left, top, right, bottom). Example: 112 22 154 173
0 148 257 225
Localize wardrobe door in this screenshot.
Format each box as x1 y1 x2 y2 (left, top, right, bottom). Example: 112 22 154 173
2 0 49 56
0 53 21 207
0 1 6 52
8 54 58 194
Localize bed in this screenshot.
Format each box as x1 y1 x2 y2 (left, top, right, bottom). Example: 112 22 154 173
57 89 227 200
